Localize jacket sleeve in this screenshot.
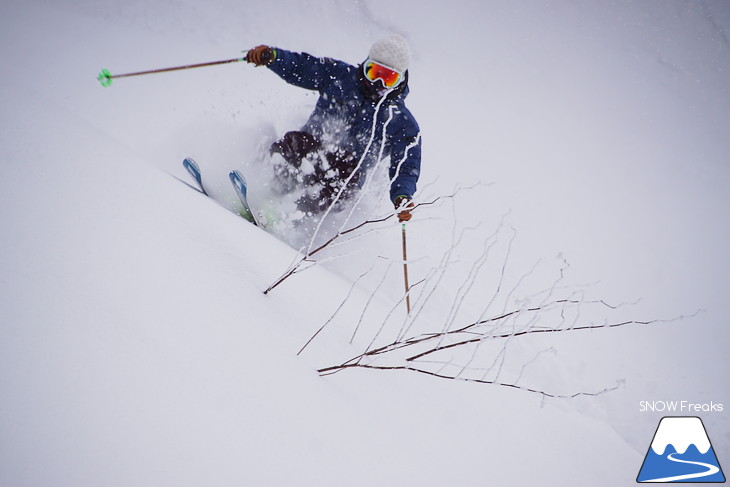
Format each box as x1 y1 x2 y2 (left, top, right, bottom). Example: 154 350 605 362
388 108 422 203
267 48 346 92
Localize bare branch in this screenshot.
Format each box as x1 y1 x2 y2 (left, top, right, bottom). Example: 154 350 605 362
264 187 477 294
294 182 698 400
297 258 386 356
318 363 623 399
410 311 699 362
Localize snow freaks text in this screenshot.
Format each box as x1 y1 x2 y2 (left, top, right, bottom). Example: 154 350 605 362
640 401 724 413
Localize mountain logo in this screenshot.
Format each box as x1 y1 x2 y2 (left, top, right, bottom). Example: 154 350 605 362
637 416 726 483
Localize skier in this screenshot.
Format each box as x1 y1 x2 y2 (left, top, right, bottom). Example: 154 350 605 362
245 34 421 222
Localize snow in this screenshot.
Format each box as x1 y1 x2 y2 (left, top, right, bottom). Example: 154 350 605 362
1 0 729 486
651 417 712 455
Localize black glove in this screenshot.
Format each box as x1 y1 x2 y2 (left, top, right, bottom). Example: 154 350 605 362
394 195 415 222
246 45 275 66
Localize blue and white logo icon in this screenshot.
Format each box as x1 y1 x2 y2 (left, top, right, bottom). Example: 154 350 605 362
637 416 725 483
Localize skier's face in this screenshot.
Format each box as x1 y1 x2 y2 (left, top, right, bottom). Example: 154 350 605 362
369 79 392 98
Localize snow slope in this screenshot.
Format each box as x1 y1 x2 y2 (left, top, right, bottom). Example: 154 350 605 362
1 1 729 486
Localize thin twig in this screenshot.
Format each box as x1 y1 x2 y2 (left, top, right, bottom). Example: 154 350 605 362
318 363 622 399
264 190 472 294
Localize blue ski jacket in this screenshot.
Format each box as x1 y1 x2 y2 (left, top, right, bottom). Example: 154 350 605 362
267 48 421 203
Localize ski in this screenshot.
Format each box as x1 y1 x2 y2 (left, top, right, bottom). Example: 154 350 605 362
180 158 258 226
229 170 259 226
183 157 209 196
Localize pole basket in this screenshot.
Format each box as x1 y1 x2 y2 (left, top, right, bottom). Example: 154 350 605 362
98 69 112 87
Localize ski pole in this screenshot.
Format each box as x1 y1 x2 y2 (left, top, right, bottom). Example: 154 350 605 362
96 50 268 87
401 222 412 314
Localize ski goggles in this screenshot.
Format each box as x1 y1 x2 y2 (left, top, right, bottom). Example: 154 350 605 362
363 59 404 88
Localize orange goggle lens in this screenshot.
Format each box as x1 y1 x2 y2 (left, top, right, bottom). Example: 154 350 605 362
364 61 403 88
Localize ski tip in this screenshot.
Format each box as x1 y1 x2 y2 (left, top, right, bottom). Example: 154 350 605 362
229 170 247 185
183 157 208 196
229 170 247 198
228 170 258 226
183 157 199 170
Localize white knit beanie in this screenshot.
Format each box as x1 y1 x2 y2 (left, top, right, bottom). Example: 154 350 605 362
368 34 411 73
